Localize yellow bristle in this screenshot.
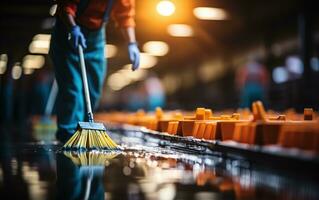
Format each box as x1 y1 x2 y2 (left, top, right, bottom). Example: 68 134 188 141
63 127 119 150
64 130 79 147
63 151 119 166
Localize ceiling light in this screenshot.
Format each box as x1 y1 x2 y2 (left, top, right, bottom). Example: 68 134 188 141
143 41 169 56
193 7 228 20
167 24 194 37
156 0 175 16
23 55 45 69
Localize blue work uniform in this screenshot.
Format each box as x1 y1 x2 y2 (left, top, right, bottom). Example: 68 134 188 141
49 1 111 140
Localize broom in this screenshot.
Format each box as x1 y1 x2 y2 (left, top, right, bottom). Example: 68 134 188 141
62 151 119 200
63 45 119 150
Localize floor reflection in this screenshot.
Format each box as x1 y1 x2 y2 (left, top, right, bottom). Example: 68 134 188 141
0 125 319 200
0 126 57 200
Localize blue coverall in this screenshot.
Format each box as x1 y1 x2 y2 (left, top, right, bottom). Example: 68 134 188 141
49 7 107 140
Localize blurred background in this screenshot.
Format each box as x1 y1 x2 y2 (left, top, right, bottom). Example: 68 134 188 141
0 0 318 123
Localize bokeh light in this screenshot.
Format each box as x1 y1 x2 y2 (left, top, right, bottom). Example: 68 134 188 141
11 62 22 80
104 44 118 58
29 34 51 54
143 41 169 56
272 66 288 83
156 0 175 16
193 7 228 20
167 24 194 37
0 54 8 74
23 55 45 69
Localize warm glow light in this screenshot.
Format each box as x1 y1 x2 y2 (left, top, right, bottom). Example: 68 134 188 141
167 24 194 37
23 55 45 69
0 54 8 62
140 53 158 69
143 41 169 56
29 34 51 54
108 67 148 91
104 44 118 58
29 40 50 54
0 61 6 74
193 7 228 20
107 72 131 91
108 53 156 91
33 34 51 42
125 53 158 69
156 0 175 16
12 63 22 80
24 68 34 75
119 68 148 81
0 54 8 74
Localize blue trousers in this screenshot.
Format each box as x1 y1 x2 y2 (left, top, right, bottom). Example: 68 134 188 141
49 20 107 136
239 83 266 108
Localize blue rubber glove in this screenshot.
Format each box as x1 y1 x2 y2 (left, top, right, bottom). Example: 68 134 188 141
128 42 140 71
69 25 87 49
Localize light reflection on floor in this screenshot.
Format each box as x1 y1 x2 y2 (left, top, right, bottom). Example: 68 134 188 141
0 125 319 200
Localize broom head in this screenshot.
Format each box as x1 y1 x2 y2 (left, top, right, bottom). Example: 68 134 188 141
63 151 119 166
63 151 120 178
63 122 120 150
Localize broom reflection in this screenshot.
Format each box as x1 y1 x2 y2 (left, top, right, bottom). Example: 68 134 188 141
56 151 119 200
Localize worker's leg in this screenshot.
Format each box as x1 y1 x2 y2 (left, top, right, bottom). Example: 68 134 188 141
240 87 251 108
83 28 107 115
49 21 85 141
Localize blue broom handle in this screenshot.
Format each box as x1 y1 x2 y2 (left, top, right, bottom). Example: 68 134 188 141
78 45 94 122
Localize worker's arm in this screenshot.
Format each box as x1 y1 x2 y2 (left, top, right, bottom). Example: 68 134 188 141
121 27 140 70
59 13 77 30
112 0 140 71
57 0 86 49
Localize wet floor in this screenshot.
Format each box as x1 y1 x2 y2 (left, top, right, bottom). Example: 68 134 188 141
1 124 319 200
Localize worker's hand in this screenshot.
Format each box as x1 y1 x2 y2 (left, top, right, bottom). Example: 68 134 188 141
69 25 87 49
128 42 140 71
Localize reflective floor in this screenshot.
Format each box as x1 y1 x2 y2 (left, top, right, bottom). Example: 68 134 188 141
1 123 319 200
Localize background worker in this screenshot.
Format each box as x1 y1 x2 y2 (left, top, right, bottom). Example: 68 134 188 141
50 0 140 142
236 56 269 108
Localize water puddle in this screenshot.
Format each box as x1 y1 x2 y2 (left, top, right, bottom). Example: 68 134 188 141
0 127 319 199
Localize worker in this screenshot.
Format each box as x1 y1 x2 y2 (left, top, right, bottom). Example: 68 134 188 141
49 0 140 142
235 56 269 108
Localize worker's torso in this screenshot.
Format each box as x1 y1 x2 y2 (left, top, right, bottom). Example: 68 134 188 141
245 62 265 84
76 0 113 30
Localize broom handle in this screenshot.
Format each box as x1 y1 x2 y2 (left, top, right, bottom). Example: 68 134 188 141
44 79 58 117
78 45 94 122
